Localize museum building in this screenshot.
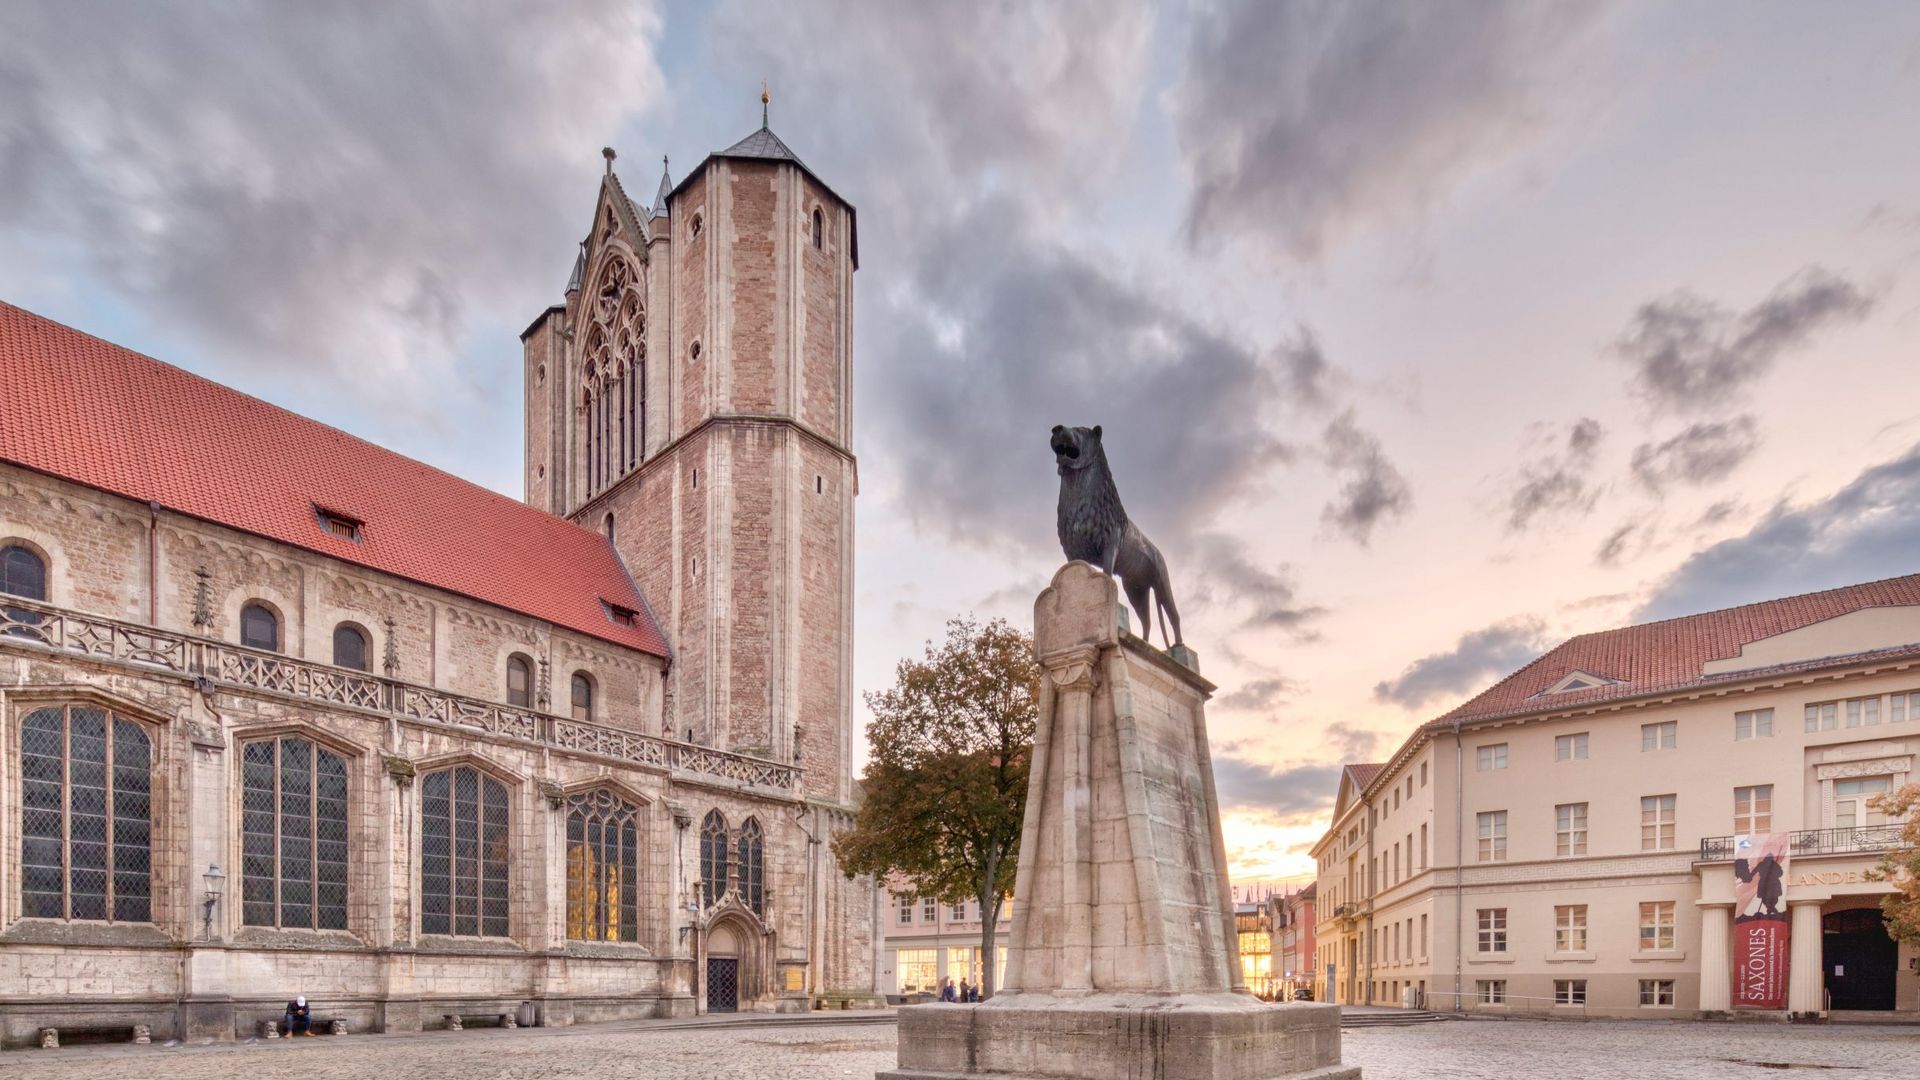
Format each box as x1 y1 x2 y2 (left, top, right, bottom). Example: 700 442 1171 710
0 116 881 1046
1310 574 1920 1019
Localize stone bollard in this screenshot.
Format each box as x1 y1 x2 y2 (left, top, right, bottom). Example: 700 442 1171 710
329 1019 347 1036
260 1020 280 1039
446 1015 463 1032
133 1024 151 1045
500 1014 517 1029
38 1028 57 1049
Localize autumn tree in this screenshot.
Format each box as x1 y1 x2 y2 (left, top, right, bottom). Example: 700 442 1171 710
1867 784 1920 946
832 616 1038 1000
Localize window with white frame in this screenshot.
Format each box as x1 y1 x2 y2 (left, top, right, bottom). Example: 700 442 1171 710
1477 980 1506 1004
1845 696 1881 727
952 903 968 921
1733 785 1773 835
1641 794 1676 851
1554 905 1588 952
924 896 938 923
1804 702 1838 732
1734 709 1773 740
1555 979 1587 1006
1477 811 1507 862
1477 744 1509 771
1555 802 1588 856
896 948 938 994
898 894 914 925
1639 978 1676 1007
1640 721 1677 751
1891 691 1918 723
1476 908 1507 953
1639 901 1676 950
1554 733 1589 761
1835 777 1894 829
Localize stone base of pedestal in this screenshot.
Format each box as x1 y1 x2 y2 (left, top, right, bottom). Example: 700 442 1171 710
880 993 1358 1080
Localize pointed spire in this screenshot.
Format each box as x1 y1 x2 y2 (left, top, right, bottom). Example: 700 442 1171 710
653 154 672 218
761 81 770 129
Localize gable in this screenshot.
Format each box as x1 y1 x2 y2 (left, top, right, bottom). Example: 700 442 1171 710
1701 605 1920 676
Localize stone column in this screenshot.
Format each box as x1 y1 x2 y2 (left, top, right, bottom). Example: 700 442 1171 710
1696 902 1732 1016
178 700 236 1041
1788 901 1824 1018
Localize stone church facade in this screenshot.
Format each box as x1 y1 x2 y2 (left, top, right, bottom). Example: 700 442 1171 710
0 118 879 1047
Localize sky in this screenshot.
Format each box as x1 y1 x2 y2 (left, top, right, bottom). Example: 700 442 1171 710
4 1 1920 884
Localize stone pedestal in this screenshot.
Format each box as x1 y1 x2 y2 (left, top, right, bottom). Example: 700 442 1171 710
883 563 1355 1080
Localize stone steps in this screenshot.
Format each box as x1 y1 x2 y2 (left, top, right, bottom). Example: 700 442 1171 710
1340 1010 1452 1028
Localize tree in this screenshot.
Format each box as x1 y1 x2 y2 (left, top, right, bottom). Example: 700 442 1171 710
1867 784 1920 946
832 616 1038 1000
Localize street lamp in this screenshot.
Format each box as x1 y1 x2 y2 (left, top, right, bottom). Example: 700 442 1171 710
202 864 225 941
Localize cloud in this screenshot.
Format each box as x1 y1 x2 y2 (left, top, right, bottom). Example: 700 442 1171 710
0 2 664 420
1218 677 1297 712
1614 267 1874 414
1506 417 1604 531
1637 443 1920 621
1373 618 1549 709
1190 534 1329 638
1326 721 1385 763
1170 0 1607 261
1630 416 1761 494
1320 411 1413 545
1594 523 1638 566
1278 327 1337 410
1210 756 1342 816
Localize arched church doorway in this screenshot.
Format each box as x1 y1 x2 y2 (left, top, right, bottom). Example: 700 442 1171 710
706 923 741 1013
1823 907 1896 1011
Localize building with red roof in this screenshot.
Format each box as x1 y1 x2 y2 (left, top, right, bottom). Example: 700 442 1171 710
0 115 881 1044
1307 573 1920 1019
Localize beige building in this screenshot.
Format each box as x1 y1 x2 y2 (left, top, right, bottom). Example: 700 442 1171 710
0 115 881 1047
1311 574 1920 1019
877 885 1011 1002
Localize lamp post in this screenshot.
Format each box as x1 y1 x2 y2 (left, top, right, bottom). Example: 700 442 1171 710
202 864 226 942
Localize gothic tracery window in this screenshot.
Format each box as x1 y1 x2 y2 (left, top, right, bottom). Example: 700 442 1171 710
241 736 349 930
582 257 645 497
21 705 152 922
700 809 729 906
421 766 510 937
738 816 765 915
565 788 644 942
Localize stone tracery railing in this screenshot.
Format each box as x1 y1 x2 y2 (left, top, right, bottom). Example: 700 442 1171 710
0 597 799 791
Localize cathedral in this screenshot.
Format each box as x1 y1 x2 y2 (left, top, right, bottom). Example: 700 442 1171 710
0 115 879 1046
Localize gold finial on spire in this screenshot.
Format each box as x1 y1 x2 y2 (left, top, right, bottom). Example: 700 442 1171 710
602 146 616 175
761 81 770 128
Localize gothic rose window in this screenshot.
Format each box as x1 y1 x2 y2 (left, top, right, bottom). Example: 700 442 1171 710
21 705 153 922
241 736 349 930
737 816 765 915
421 766 510 937
582 257 645 497
700 809 729 906
565 788 644 942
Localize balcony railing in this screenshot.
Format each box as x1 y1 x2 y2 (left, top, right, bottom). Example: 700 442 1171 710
1698 824 1905 863
0 596 800 791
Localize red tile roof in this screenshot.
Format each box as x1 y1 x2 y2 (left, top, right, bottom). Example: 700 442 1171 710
1431 572 1920 729
0 302 667 657
1345 762 1386 790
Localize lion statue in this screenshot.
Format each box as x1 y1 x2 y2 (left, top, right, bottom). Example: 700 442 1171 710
1050 424 1183 648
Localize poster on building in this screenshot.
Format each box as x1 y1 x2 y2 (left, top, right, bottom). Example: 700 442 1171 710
1731 832 1791 1009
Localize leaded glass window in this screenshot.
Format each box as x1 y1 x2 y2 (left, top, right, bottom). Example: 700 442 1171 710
700 809 729 905
21 705 152 922
241 736 349 929
737 816 764 915
571 672 593 721
507 654 533 708
1 544 47 599
421 766 509 937
565 789 643 941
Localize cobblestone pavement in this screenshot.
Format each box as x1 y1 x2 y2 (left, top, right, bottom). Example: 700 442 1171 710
2 1015 1915 1079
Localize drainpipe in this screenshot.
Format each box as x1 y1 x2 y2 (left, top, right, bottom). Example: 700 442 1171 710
147 502 162 624
1452 719 1464 1009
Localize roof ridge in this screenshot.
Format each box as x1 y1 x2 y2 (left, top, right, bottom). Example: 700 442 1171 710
1625 570 1920 632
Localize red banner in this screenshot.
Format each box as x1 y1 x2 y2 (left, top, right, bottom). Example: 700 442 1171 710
1731 833 1791 1010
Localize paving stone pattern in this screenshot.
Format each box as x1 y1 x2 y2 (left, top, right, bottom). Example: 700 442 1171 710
1 1017 1915 1080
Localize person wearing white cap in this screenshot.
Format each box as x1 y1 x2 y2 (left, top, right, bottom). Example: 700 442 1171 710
283 994 313 1037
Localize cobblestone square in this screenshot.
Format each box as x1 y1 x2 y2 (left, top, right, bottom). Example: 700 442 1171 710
2 1015 1916 1080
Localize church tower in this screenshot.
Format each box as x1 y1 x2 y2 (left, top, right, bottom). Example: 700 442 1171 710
520 110 858 806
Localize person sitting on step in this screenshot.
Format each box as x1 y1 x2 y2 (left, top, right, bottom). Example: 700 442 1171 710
284 995 313 1037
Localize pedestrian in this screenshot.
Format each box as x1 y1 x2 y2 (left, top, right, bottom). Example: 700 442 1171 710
967 982 981 1003
284 994 314 1037
940 977 957 1003
958 978 971 1003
